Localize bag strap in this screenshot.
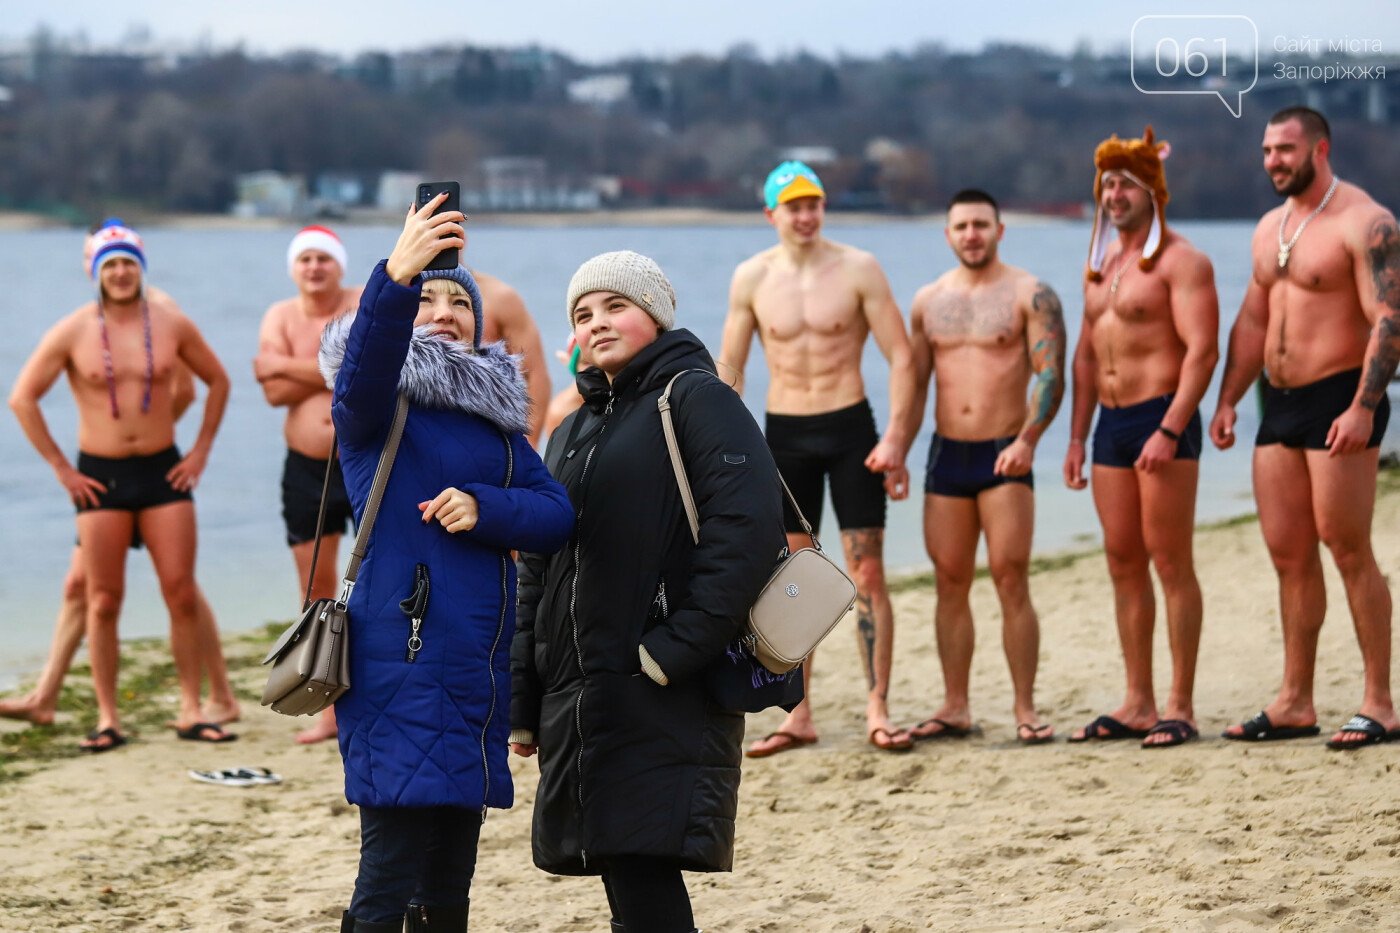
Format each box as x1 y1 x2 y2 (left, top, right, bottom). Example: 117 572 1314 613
340 393 411 601
658 371 820 551
301 443 340 612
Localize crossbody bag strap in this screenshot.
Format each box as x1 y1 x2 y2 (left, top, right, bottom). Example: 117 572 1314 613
657 371 822 550
341 393 411 596
301 441 340 612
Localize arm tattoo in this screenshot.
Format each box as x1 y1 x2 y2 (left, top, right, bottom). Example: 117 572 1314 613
1021 282 1067 442
1361 218 1400 410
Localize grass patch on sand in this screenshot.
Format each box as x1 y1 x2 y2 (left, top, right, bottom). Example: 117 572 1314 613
0 625 283 786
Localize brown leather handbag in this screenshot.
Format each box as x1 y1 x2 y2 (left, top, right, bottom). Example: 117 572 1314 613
261 395 409 716
659 372 857 675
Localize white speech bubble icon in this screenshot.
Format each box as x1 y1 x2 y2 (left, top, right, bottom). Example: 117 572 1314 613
1131 15 1258 118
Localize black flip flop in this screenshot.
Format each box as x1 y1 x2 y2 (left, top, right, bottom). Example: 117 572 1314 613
80 727 127 753
1066 714 1150 743
1326 713 1400 750
1222 710 1320 742
176 722 238 743
909 717 974 741
1142 719 1198 748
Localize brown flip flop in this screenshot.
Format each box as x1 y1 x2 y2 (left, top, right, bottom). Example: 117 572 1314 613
745 730 817 759
868 725 915 752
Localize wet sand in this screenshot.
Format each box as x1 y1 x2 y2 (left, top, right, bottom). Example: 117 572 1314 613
2 493 1399 931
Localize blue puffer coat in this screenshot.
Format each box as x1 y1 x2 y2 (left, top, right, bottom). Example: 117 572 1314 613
319 260 574 810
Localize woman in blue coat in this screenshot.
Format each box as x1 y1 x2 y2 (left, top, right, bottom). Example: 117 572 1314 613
319 195 574 932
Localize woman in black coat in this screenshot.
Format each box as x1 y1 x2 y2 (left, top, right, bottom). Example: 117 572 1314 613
511 251 785 932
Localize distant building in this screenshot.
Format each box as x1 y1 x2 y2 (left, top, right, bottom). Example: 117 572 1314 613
463 157 599 211
568 73 630 108
232 171 305 218
377 171 426 212
778 145 838 166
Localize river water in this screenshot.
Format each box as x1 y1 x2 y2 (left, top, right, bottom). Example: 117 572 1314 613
2 219 1392 687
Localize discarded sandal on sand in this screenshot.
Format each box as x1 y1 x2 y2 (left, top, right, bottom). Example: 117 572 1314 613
1221 711 1319 743
175 722 238 743
1066 714 1150 742
908 717 974 741
1326 713 1400 750
868 725 915 752
1016 723 1055 745
1142 719 1198 748
80 727 127 753
189 767 282 786
744 731 817 759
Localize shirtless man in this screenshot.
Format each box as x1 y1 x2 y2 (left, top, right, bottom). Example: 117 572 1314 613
721 161 918 755
1062 127 1220 749
9 219 233 750
1 231 240 729
905 189 1065 745
255 226 362 745
1212 107 1400 749
473 270 551 445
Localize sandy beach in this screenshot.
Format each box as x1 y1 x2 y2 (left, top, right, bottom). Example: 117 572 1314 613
3 489 1400 932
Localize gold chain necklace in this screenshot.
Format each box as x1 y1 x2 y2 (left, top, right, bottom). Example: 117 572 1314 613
1277 175 1339 269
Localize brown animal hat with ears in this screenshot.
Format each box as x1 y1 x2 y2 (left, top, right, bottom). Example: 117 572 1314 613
1086 125 1172 282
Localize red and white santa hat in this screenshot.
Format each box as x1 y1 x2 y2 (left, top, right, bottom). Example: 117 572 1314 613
286 225 348 276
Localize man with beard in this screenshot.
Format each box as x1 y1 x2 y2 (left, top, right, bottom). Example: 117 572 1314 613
1062 127 1220 748
904 189 1065 744
1211 107 1400 749
721 161 919 755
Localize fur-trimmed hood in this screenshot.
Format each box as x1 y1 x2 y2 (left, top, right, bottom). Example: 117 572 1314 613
318 310 530 434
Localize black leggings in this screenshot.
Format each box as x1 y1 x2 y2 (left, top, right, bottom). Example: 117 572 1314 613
601 857 694 932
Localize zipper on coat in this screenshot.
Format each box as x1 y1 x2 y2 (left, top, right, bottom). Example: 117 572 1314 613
568 390 614 810
480 432 514 822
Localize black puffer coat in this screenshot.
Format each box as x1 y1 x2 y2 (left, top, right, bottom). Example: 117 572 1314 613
512 328 785 875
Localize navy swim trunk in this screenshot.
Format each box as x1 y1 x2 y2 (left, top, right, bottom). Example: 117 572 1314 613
1256 367 1389 449
282 449 354 546
1092 395 1202 468
765 399 886 535
75 446 192 514
923 434 1034 498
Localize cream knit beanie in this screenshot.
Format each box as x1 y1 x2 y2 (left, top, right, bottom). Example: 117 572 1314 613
566 250 676 331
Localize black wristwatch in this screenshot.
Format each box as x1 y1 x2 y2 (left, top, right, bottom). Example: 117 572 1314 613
1156 425 1180 442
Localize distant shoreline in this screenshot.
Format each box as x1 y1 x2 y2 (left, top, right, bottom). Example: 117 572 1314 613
0 207 1082 231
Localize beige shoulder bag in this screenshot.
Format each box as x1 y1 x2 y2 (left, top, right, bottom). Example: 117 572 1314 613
659 371 856 675
260 394 409 716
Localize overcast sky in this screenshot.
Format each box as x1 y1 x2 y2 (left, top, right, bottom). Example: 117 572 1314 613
2 1 1398 61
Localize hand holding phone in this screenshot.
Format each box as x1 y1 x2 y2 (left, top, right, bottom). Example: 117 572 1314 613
385 190 465 286
416 181 463 271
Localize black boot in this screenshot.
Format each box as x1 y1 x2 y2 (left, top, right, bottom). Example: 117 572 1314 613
404 900 469 932
341 910 405 932
610 922 625 933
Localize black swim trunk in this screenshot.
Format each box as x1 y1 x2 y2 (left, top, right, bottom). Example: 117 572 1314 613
282 449 354 546
74 446 192 514
765 400 886 535
924 434 1035 498
1256 367 1390 449
1092 395 1202 468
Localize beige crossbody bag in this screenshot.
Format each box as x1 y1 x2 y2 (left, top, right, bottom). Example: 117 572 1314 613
659 371 856 674
260 394 409 716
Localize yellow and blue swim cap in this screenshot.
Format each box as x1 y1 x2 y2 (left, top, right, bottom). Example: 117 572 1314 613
763 161 825 210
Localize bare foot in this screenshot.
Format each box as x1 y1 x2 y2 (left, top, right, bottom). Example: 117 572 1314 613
1221 698 1316 738
295 716 339 745
0 693 55 726
201 700 242 726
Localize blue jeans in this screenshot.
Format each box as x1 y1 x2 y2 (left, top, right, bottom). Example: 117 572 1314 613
349 806 482 924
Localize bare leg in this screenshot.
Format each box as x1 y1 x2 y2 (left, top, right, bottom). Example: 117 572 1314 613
1308 448 1398 745
1225 445 1324 735
1139 460 1202 745
746 532 820 755
1072 465 1157 738
842 527 906 743
978 483 1048 737
76 511 136 742
137 502 210 732
194 586 241 724
293 536 342 744
911 493 979 736
0 547 87 725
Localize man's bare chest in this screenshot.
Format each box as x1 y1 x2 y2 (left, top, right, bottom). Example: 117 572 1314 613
70 317 177 386
754 279 862 340
926 286 1020 347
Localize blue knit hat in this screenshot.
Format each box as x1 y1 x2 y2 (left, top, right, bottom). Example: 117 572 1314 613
88 218 146 281
420 266 484 350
